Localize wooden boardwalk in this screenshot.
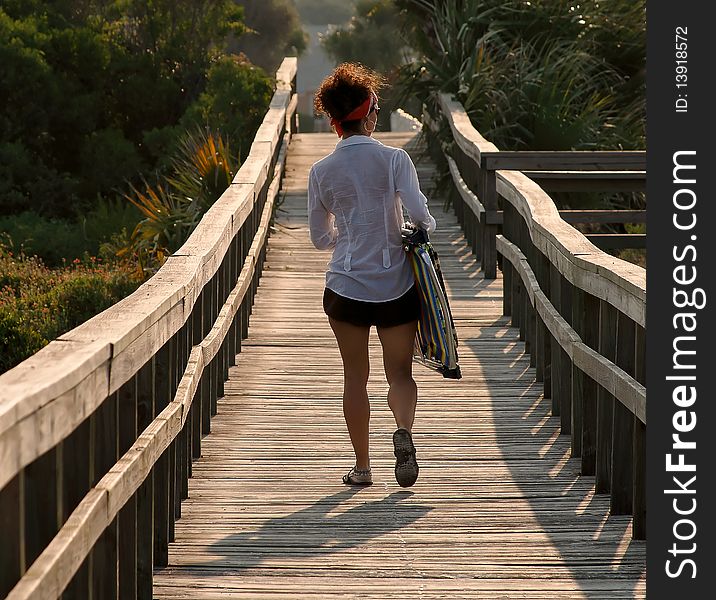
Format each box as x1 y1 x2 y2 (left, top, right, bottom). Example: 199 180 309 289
152 133 646 599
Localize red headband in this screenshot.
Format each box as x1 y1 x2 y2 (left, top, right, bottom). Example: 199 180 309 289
330 92 378 137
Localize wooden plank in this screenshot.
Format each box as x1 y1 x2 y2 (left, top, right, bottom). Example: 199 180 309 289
24 448 60 577
586 234 646 250
0 473 23 598
117 378 138 600
558 210 646 224
90 394 118 599
135 360 154 600
611 313 635 515
486 151 646 171
595 301 617 494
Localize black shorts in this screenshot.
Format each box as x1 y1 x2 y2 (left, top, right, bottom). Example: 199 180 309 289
323 285 420 328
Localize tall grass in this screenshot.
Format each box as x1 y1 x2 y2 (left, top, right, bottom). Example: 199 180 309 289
397 0 646 258
398 0 645 151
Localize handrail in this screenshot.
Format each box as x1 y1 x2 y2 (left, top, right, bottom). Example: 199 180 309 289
433 92 646 324
0 57 298 599
496 169 645 326
0 58 296 490
428 92 646 540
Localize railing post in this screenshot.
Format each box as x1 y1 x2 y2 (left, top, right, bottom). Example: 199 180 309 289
118 376 138 600
511 261 522 333
611 313 635 515
192 291 204 456
59 412 92 598
25 447 61 577
580 293 600 476
91 393 119 599
0 473 23 598
177 324 189 503
595 300 617 494
153 342 171 568
210 273 220 416
228 235 239 367
502 260 512 317
168 336 178 544
559 275 573 435
633 325 647 539
241 226 250 340
478 166 497 278
201 283 212 435
571 288 585 458
549 265 562 419
518 221 529 349
136 358 155 600
537 253 552 399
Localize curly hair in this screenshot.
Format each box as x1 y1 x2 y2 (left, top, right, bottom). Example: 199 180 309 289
314 63 386 131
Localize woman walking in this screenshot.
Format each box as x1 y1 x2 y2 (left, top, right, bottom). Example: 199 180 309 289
308 63 436 488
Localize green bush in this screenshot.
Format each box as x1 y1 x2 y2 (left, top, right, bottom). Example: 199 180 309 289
0 199 141 267
181 56 274 161
229 0 308 73
0 213 90 266
0 0 248 219
0 247 140 373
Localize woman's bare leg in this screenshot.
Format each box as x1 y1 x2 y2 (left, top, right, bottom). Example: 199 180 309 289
376 320 418 430
328 317 371 470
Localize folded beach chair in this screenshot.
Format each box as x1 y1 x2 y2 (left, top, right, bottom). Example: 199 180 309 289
402 225 462 379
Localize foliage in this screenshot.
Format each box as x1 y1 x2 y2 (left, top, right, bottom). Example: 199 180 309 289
0 245 140 372
394 0 646 263
0 0 249 218
294 0 353 24
230 0 307 73
117 129 238 278
181 55 274 161
0 199 141 267
321 1 410 129
396 0 645 152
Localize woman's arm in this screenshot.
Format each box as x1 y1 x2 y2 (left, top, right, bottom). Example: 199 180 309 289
393 148 437 234
307 168 338 250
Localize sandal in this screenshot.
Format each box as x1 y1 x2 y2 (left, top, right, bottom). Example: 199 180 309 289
393 428 419 487
342 466 373 486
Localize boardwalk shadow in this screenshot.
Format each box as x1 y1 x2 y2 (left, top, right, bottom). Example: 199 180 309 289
459 321 645 596
434 224 645 594
205 489 432 572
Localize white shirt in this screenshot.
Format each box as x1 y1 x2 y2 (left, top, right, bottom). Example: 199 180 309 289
308 135 437 302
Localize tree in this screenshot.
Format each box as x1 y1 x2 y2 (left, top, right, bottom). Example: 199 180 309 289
0 1 254 218
181 55 274 160
229 0 307 73
321 1 410 129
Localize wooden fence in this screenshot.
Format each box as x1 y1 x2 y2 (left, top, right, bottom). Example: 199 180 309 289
424 94 645 279
426 93 647 540
0 57 298 600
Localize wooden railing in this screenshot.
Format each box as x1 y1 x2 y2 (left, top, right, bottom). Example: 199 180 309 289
0 57 298 600
426 94 647 539
424 94 646 278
